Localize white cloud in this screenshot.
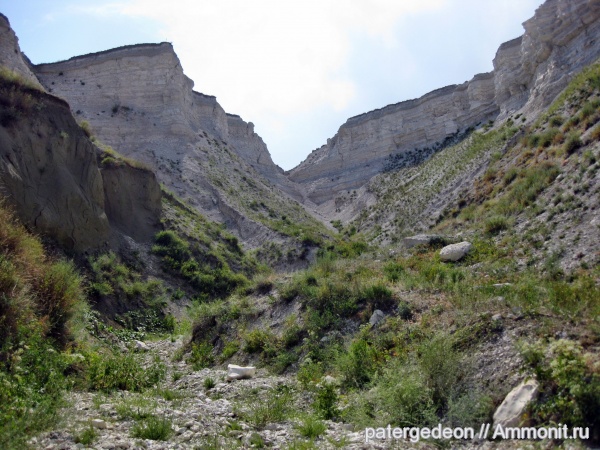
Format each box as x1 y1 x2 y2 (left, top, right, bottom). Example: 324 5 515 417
83 0 446 121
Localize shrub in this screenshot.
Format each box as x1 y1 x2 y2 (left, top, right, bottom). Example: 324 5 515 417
418 335 463 409
79 120 93 138
35 260 84 344
539 128 560 147
580 102 596 120
549 115 564 127
521 340 600 431
313 382 339 420
203 377 216 390
240 386 294 428
336 337 380 389
359 283 395 310
85 351 165 392
591 124 600 141
74 424 97 445
383 261 404 282
370 361 437 427
446 391 494 428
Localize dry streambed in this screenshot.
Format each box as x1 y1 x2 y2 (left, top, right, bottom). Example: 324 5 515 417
31 339 372 450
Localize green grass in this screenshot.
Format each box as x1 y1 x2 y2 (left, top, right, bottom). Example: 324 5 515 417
0 200 88 448
238 385 295 429
131 415 173 441
296 415 327 439
84 351 166 392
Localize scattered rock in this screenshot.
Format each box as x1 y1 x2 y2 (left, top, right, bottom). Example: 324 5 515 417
226 364 256 381
439 241 472 262
493 379 539 427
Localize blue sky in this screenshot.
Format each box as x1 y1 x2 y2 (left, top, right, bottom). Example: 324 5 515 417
2 0 541 170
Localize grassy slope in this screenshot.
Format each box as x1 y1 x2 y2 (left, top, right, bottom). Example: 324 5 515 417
186 61 600 439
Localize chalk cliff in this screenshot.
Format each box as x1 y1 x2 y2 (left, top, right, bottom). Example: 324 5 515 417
288 73 498 205
32 42 324 255
289 0 600 210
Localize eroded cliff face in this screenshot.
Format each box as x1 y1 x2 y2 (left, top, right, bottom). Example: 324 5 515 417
289 73 498 205
0 87 111 251
289 0 600 211
493 0 600 119
0 14 43 89
101 163 162 243
0 14 162 251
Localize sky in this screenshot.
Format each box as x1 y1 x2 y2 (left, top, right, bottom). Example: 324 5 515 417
2 0 542 170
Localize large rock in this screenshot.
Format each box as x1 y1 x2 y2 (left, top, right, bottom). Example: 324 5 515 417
439 242 472 262
493 379 539 427
226 364 256 381
369 309 386 328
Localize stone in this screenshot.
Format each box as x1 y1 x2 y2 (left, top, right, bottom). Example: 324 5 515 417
91 419 107 429
402 234 444 249
439 241 472 262
493 379 539 427
134 340 149 352
226 364 256 381
369 309 386 327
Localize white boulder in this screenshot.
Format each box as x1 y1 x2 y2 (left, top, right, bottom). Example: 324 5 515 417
134 340 150 352
227 364 256 381
439 241 472 262
493 379 539 428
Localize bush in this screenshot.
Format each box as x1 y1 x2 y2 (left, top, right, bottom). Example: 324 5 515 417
335 337 380 389
370 361 438 427
521 339 600 432
446 391 494 428
549 115 564 127
240 386 294 428
383 261 404 282
85 351 165 392
203 377 216 390
418 335 463 409
313 382 339 420
359 283 395 310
